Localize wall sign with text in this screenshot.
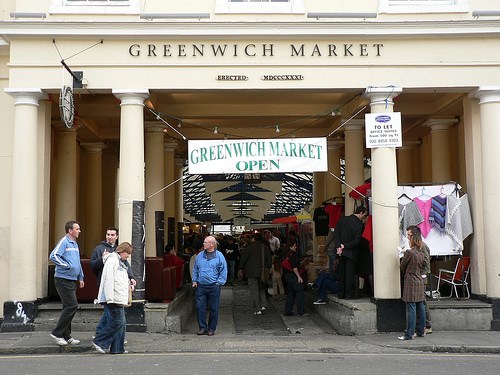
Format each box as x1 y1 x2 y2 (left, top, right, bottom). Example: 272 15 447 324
364 112 402 148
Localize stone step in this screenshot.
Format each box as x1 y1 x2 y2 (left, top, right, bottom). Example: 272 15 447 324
307 290 493 335
35 303 104 332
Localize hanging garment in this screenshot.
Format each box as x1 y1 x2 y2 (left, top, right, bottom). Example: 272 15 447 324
398 201 424 237
429 195 447 233
313 206 330 236
413 197 433 238
446 194 473 251
324 203 343 229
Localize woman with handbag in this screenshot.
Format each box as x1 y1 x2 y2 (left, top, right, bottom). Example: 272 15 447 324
92 242 134 354
282 241 308 317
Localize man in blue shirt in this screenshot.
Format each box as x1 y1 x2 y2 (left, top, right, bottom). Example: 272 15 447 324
192 235 227 336
49 220 84 346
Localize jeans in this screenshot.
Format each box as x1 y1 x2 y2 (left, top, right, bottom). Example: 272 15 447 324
95 306 110 336
315 273 338 301
195 284 221 332
52 277 78 340
405 301 425 339
247 277 267 312
284 273 305 315
93 303 126 354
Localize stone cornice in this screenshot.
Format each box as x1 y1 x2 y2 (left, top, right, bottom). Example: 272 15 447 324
2 20 500 39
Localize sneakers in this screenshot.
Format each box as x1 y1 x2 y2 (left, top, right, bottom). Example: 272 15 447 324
425 327 433 334
50 334 68 346
298 312 310 317
254 310 263 315
397 335 414 340
67 337 80 345
92 341 106 354
313 299 326 305
261 306 267 311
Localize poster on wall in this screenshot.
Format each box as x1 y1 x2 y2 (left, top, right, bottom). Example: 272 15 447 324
188 137 328 174
365 112 402 148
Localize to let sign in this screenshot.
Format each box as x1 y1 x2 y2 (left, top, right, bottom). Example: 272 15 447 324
364 112 402 148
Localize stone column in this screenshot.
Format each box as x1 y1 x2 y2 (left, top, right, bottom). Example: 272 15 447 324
462 97 486 298
164 141 177 249
175 157 185 251
81 142 106 257
343 119 365 215
145 123 166 257
364 86 403 332
424 119 457 182
326 140 343 199
53 127 78 242
113 89 148 303
396 139 420 184
4 88 46 330
474 87 500 330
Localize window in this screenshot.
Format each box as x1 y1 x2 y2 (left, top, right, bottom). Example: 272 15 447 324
379 0 469 13
50 0 139 14
215 0 305 14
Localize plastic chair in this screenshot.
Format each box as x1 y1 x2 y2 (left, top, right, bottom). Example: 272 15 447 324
436 256 471 299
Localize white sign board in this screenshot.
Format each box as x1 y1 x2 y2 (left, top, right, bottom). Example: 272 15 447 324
365 112 402 148
188 137 328 174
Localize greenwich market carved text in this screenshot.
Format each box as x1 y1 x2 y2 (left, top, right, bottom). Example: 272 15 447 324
128 43 384 58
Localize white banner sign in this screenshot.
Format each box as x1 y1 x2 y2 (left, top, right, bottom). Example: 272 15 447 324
365 112 402 148
188 137 328 174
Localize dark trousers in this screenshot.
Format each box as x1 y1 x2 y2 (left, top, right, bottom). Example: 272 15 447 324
315 273 338 301
52 277 78 340
195 284 221 332
337 256 356 298
284 273 305 315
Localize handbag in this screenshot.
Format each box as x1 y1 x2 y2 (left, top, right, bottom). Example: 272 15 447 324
125 286 133 307
260 245 270 284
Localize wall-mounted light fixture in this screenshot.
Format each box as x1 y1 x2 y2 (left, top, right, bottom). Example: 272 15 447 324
472 10 500 18
10 12 47 19
214 126 218 134
307 13 377 19
275 125 280 133
140 13 210 20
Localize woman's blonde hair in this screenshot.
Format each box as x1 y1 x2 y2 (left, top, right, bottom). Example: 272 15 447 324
116 242 133 254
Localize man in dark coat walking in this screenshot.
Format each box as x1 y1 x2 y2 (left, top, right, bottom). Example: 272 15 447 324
239 232 272 314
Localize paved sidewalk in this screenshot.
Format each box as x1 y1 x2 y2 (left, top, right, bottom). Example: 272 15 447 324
1 330 500 356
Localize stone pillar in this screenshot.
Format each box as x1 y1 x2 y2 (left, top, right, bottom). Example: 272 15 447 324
343 119 365 215
424 119 457 182
81 143 106 257
113 89 148 305
396 140 420 184
474 87 500 330
53 127 78 242
462 97 486 298
145 123 166 257
175 157 185 251
364 86 403 332
4 88 46 331
326 140 343 199
164 141 177 249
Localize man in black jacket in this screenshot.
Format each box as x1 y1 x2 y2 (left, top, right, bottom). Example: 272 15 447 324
334 206 368 299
